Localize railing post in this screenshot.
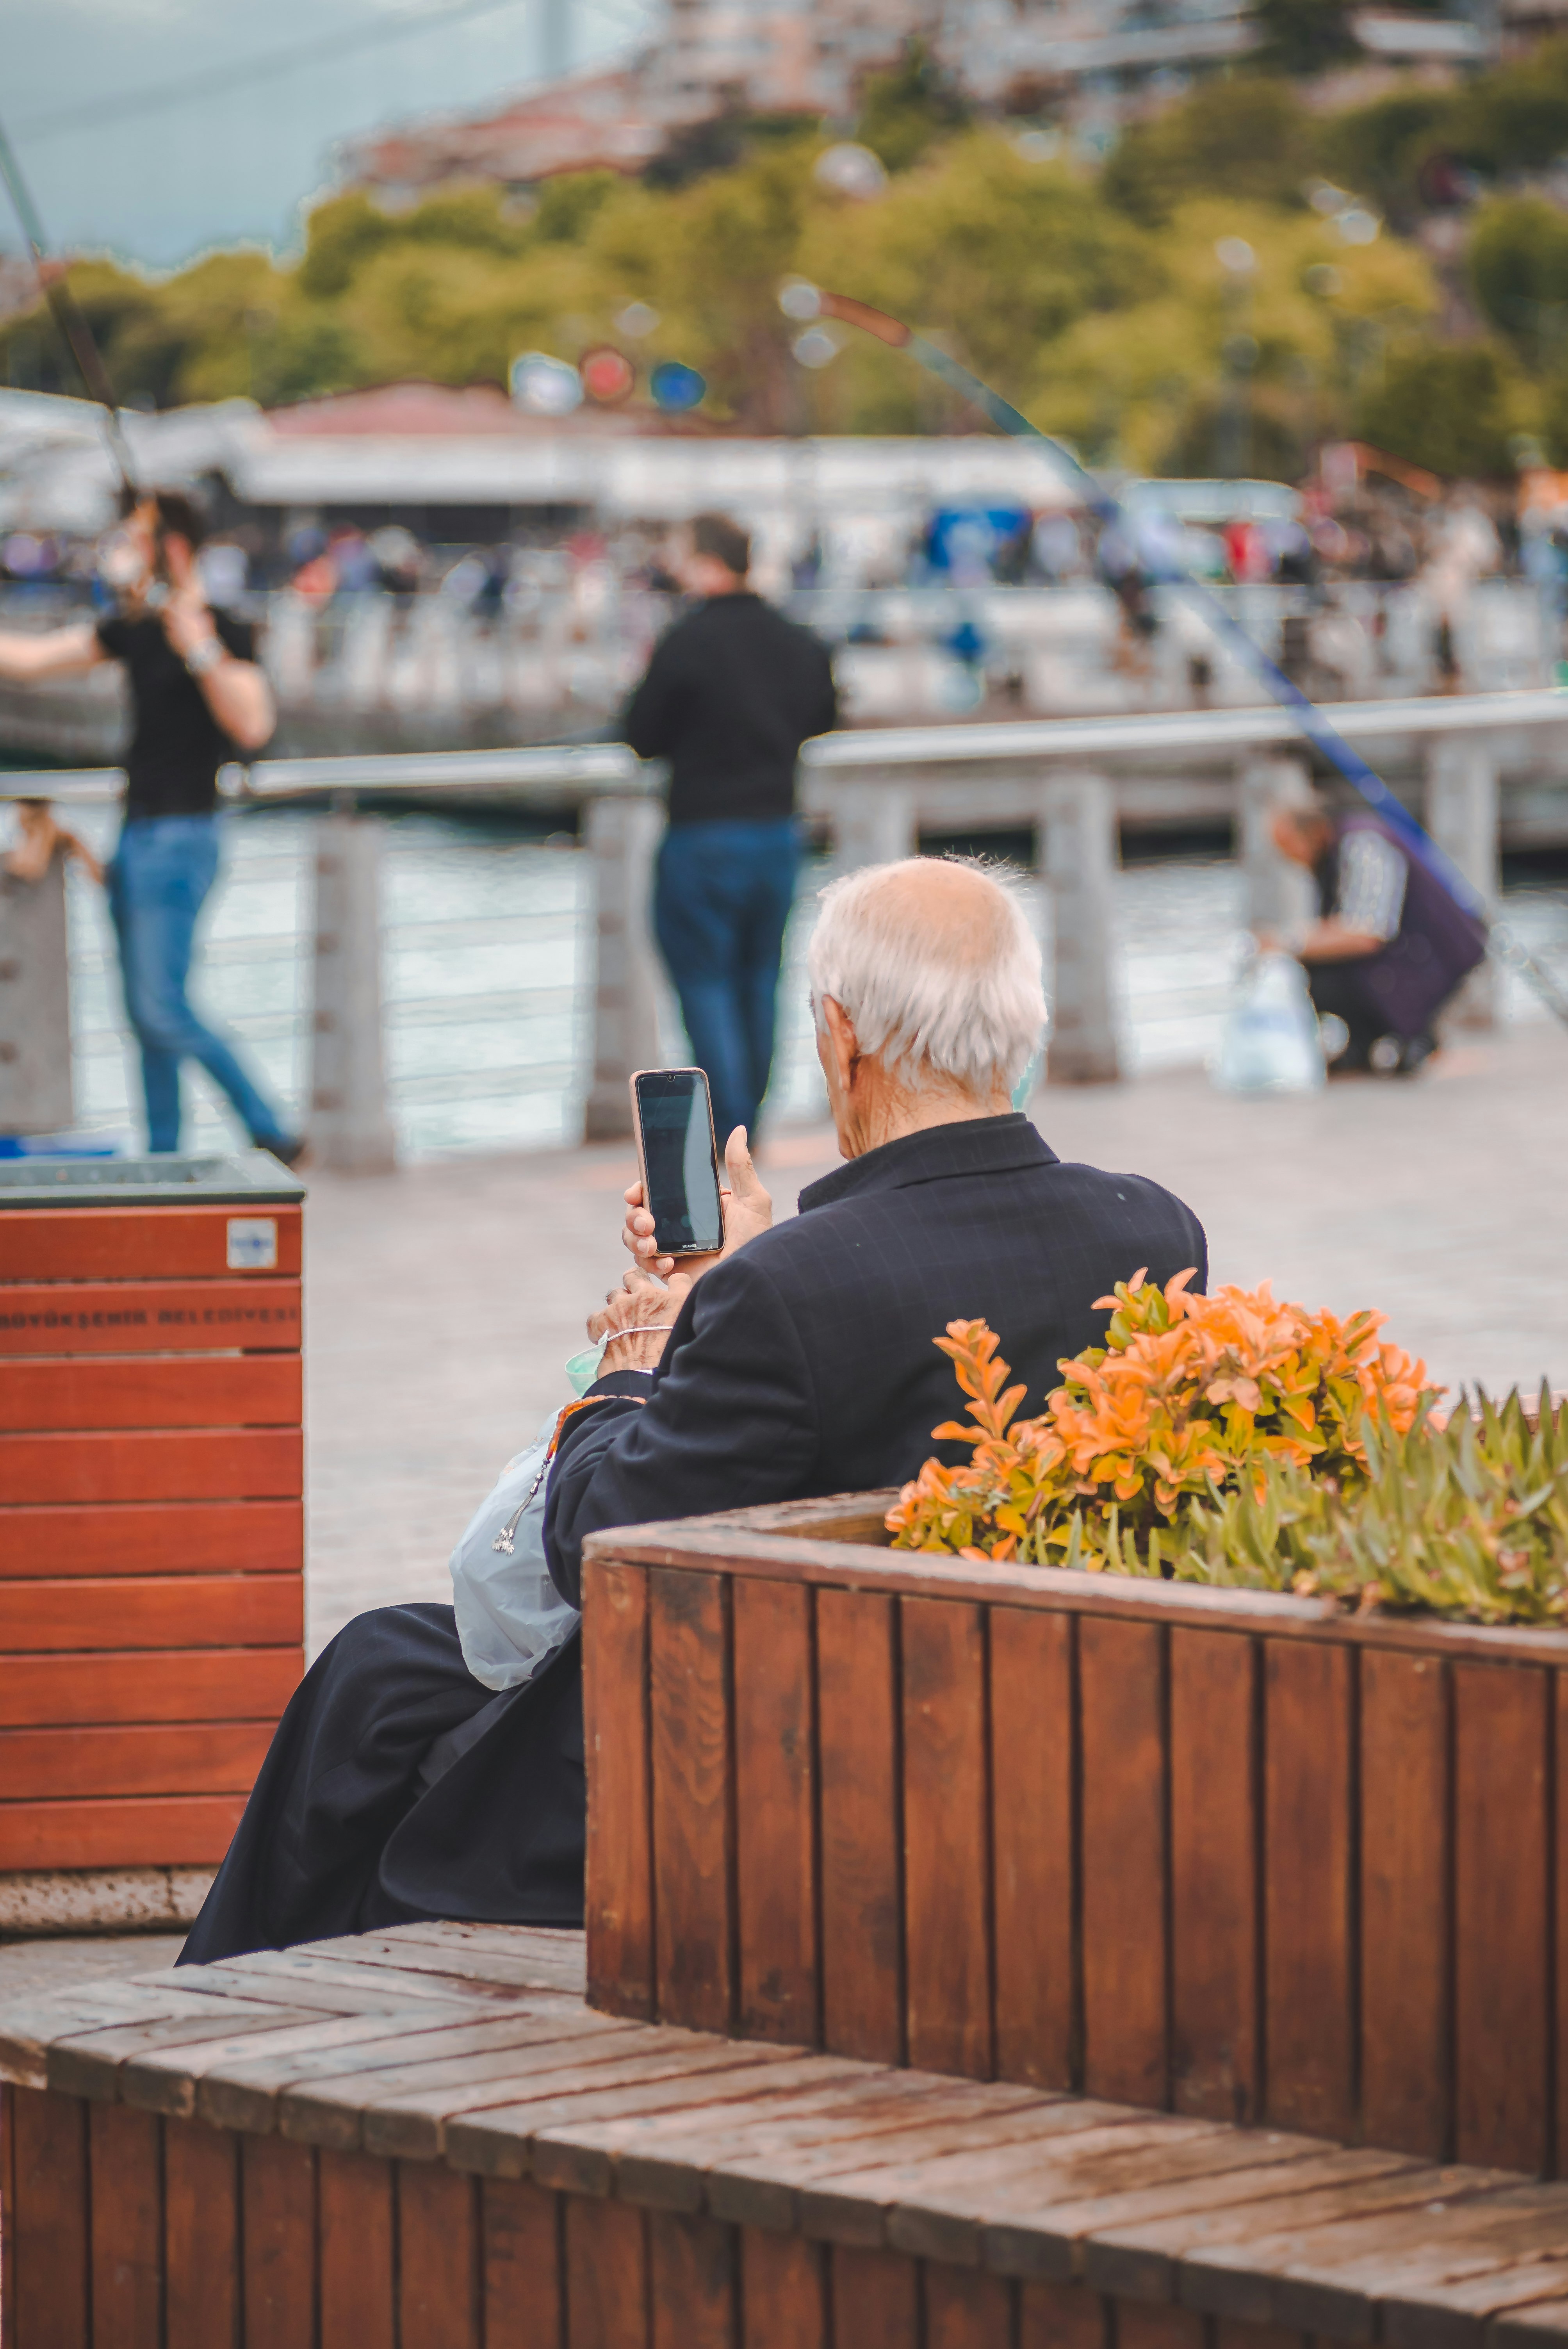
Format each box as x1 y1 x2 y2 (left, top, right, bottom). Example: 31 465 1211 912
1040 772 1120 1084
1238 754 1317 937
0 846 73 1135
1425 736 1500 1028
584 795 665 1142
308 811 397 1174
829 779 917 873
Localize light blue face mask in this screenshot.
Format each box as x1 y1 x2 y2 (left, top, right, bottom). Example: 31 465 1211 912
565 1336 608 1397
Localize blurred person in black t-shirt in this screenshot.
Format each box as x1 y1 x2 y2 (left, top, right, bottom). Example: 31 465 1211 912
0 492 299 1159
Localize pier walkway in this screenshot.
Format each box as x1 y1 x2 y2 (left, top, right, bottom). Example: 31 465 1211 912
306 1021 1568 1657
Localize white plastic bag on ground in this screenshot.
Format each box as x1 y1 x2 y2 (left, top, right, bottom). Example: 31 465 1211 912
1211 948 1326 1095
449 1413 580 1692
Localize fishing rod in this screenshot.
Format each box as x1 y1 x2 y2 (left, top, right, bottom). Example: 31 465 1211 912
803 285 1568 1030
0 111 137 497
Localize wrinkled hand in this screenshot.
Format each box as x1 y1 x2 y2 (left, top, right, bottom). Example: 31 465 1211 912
588 1265 692 1374
622 1125 773 1282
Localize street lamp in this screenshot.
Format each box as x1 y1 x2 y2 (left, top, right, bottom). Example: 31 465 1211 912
1215 237 1257 481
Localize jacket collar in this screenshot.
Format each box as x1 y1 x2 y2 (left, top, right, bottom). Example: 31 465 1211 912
798 1113 1057 1212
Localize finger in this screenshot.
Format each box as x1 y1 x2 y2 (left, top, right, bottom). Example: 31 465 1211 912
623 1180 645 1208
723 1126 773 1209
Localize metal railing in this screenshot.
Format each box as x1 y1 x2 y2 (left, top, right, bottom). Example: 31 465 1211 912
5 685 1568 1164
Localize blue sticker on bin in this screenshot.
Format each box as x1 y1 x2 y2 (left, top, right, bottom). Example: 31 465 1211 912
226 1217 278 1271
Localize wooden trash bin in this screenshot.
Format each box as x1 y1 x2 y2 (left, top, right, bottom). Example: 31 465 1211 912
0 1153 305 1914
582 1492 1568 2183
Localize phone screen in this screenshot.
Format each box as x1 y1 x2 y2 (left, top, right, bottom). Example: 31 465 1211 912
634 1069 724 1255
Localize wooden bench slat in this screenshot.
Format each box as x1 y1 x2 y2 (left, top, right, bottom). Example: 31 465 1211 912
552 2078 1055 2222
452 2053 869 2181
305 2039 825 2160
885 2123 1317 2271
242 2131 317 2349
281 2013 662 2153
191 2004 609 2133
0 1354 303 1431
581 1559 654 2020
0 1499 303 1579
0 1791 249 1870
0 1203 302 1282
1082 2147 1423 2300
0 1428 303 1506
1177 2166 1523 2327
89 2101 161 2347
293 1928 590 1996
816 1586 902 2067
0 1720 274 1800
1252 2187 1568 2338
611 2081 1057 2225
385 2046 846 2173
140 1961 472 2018
1494 2300 1568 2343
0 1646 302 1727
191 1948 540 2005
118 2005 494 2120
47 2005 332 2100
371 1919 588 1994
0 1572 303 1652
802 2115 1231 2258
0 1276 302 1356
0 1982 276 2090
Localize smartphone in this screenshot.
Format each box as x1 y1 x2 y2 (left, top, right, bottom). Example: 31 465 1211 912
629 1067 725 1257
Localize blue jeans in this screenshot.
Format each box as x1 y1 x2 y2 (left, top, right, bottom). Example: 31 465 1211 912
107 815 290 1155
653 818 800 1148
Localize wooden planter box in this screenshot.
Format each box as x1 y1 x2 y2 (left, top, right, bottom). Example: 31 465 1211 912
0 1155 305 1878
582 1494 1568 2181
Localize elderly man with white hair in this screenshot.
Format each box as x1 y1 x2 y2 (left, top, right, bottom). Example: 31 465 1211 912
547 855 1206 1604
182 857 1204 1962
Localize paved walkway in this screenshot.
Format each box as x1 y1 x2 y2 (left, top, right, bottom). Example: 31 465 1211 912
304 1023 1568 1655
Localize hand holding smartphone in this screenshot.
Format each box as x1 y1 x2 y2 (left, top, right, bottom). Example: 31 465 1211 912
629 1068 725 1258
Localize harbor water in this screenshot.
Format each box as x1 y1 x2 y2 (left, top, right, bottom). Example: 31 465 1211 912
33 803 1568 1159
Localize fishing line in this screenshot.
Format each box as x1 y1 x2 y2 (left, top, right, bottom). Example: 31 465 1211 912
0 112 137 497
810 287 1568 1030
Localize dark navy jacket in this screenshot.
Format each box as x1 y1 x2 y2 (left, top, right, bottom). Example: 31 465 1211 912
546 1113 1207 1606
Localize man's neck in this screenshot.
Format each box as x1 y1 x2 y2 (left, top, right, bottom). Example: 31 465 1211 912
839 1084 1013 1160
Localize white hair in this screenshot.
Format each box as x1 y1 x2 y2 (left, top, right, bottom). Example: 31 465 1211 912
807 855 1046 1096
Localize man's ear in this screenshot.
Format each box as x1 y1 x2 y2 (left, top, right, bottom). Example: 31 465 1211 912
820 995 860 1088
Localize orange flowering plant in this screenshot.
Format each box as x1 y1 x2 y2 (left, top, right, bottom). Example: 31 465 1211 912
886 1268 1442 1571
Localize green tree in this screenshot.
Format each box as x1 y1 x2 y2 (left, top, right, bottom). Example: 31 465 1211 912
1469 195 1568 363
1354 340 1521 476
1315 88 1456 225
855 39 970 174
1101 77 1318 226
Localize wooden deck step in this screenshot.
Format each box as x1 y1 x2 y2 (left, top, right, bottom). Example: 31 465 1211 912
4 1922 1568 2347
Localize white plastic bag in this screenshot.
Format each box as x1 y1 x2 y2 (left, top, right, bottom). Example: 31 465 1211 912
1211 949 1326 1096
449 1413 580 1693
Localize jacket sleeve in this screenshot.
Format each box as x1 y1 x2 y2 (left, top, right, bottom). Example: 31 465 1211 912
543 1249 819 1607
620 627 686 760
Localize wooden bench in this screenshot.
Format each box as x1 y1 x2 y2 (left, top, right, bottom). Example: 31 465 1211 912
0 1157 305 1909
6 1921 1568 2347
582 1495 1568 2179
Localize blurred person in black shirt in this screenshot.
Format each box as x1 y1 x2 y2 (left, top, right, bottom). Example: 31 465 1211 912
0 492 299 1160
621 513 836 1150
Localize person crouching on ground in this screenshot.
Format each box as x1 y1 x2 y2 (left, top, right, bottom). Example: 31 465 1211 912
1270 795 1488 1077
180 856 1206 1962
